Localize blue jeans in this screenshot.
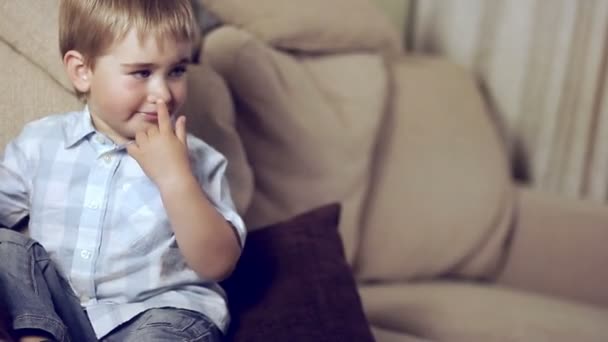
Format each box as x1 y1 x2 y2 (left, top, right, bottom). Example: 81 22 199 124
102 308 222 342
0 228 97 341
0 229 222 342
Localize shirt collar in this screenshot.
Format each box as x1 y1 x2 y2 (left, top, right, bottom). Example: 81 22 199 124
64 106 96 148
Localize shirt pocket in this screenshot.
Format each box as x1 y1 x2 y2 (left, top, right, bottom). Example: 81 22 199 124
111 176 173 256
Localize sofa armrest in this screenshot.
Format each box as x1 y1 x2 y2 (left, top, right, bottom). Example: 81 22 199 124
497 185 608 306
371 326 434 342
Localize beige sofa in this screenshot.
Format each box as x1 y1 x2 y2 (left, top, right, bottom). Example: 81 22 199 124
2 1 608 341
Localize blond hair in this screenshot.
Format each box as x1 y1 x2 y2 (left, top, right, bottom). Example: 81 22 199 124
59 0 201 67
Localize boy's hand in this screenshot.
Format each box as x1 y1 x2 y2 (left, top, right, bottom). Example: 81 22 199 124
127 100 192 190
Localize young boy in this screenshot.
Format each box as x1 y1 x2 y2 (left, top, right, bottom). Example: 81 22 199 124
0 0 245 341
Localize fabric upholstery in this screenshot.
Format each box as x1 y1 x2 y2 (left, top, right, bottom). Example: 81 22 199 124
360 282 608 342
355 57 514 282
498 186 608 306
198 0 402 54
371 327 433 342
0 0 70 91
204 26 389 263
0 40 80 149
221 204 374 342
181 63 254 214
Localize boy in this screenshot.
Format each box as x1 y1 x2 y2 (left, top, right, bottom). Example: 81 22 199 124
0 0 245 341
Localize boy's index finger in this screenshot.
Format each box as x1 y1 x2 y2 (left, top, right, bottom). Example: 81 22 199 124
156 99 172 133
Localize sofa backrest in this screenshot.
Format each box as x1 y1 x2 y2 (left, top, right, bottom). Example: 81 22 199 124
355 57 515 281
201 0 515 277
204 26 390 264
0 1 79 148
200 0 403 263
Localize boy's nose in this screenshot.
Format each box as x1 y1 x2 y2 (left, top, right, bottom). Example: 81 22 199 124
148 80 172 104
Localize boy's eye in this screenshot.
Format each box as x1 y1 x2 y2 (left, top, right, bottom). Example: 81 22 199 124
131 70 151 79
169 65 187 78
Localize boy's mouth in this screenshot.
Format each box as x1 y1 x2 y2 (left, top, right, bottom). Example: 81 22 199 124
137 109 174 122
138 112 159 121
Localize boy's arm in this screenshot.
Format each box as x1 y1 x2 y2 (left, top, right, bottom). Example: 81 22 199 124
160 171 241 281
127 100 243 281
158 173 242 281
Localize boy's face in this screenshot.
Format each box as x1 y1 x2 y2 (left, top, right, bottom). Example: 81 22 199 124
83 29 193 144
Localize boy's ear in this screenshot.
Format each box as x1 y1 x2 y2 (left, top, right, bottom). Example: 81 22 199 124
64 50 92 93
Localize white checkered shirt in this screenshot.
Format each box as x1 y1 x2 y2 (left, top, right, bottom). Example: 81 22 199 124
0 108 246 338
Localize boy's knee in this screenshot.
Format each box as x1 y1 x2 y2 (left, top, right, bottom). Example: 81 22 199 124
0 229 47 278
0 228 36 248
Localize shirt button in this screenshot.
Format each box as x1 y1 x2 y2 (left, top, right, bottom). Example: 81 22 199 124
103 155 112 163
80 250 92 259
80 295 90 302
95 136 104 144
87 202 99 210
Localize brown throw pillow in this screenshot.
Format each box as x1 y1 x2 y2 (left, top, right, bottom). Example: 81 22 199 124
221 203 374 342
0 295 13 341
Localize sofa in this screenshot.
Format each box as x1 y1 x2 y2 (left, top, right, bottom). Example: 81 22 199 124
2 0 608 341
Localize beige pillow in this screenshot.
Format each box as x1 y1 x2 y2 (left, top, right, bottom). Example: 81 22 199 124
199 0 402 54
354 57 514 281
204 26 389 263
182 63 254 214
0 0 253 214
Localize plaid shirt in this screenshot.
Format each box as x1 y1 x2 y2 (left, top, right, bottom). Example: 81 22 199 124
0 108 246 338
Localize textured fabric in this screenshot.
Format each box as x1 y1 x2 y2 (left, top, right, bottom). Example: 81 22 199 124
371 326 434 342
221 204 374 342
0 311 10 342
0 296 10 341
182 63 254 214
204 26 388 264
0 0 69 91
360 282 608 342
0 41 81 150
198 0 402 54
102 308 221 342
0 109 246 339
372 0 410 32
354 57 514 282
0 229 98 342
498 186 608 306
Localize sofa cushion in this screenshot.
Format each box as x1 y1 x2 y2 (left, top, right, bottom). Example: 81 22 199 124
204 26 389 263
181 63 254 214
360 282 608 342
221 204 374 342
198 0 401 54
371 326 432 342
354 57 514 281
498 187 608 307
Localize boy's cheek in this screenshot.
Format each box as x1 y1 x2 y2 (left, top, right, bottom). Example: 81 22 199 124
173 88 188 110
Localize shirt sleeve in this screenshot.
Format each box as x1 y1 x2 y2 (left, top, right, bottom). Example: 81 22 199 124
0 135 31 228
187 135 247 247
